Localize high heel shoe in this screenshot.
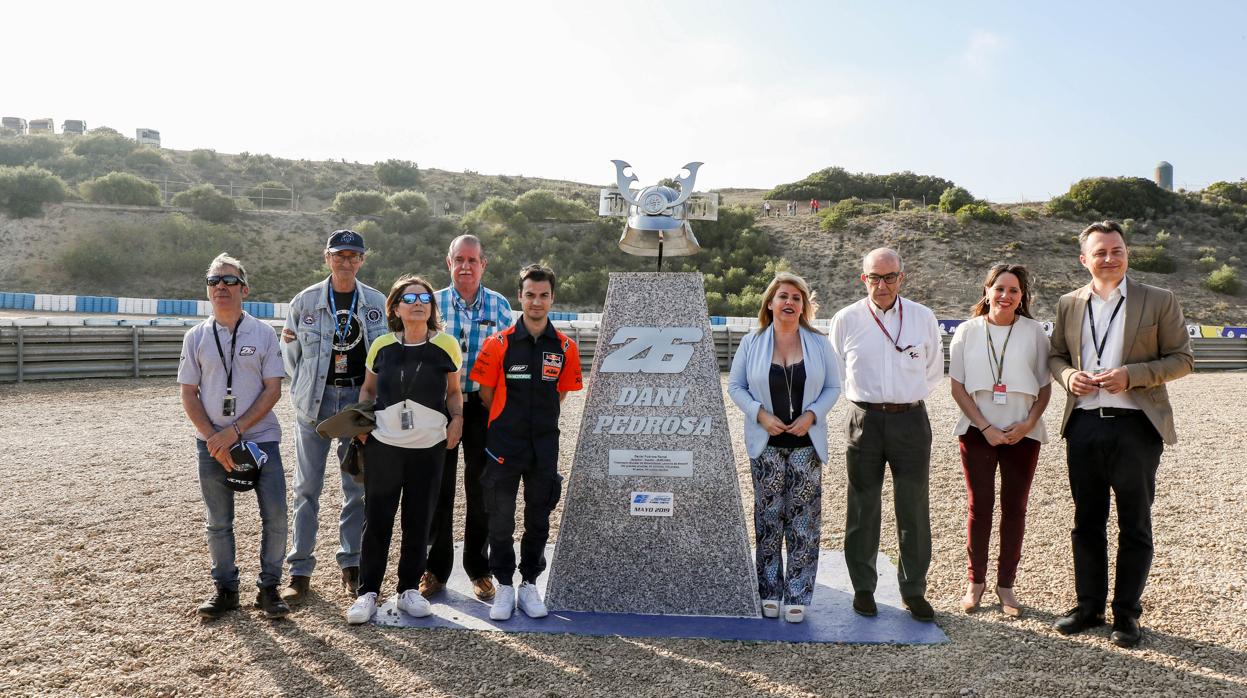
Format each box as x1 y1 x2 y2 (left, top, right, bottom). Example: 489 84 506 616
996 586 1022 617
960 582 986 613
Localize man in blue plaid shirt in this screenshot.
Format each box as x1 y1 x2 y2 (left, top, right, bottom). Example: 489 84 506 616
424 234 515 601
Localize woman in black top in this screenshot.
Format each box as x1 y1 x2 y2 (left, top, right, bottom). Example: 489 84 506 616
345 275 463 625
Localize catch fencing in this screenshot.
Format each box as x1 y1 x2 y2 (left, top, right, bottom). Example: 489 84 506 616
1 322 1244 384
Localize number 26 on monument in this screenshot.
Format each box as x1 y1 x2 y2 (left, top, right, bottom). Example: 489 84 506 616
600 327 703 374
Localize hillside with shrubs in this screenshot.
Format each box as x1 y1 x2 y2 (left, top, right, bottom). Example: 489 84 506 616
0 128 1244 323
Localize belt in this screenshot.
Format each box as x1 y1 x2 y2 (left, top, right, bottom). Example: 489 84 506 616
1079 406 1141 419
852 400 924 413
329 376 363 388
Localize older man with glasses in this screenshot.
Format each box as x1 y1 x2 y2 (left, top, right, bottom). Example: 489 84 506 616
423 234 514 602
829 247 943 622
279 230 391 604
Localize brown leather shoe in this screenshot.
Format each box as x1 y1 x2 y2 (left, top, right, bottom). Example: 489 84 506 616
279 575 311 605
341 566 360 597
472 576 496 601
419 571 445 598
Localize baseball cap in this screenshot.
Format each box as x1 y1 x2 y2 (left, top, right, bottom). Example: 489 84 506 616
224 440 268 492
326 229 366 253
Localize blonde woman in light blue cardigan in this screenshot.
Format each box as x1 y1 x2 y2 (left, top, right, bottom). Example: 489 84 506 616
728 272 841 623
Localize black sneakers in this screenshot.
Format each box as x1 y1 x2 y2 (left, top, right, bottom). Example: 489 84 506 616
197 588 240 619
254 585 291 619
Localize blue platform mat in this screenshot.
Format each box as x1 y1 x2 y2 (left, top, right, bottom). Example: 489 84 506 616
372 545 947 644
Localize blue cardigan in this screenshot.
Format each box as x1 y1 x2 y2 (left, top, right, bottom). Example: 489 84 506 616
728 324 842 463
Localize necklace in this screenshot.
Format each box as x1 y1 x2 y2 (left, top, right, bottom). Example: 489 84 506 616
781 361 796 419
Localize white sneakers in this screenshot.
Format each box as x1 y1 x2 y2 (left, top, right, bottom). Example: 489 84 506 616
782 604 806 624
345 592 378 625
517 582 548 618
490 584 515 620
490 582 548 620
398 589 432 618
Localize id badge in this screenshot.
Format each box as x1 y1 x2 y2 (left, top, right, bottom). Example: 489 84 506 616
222 394 236 417
992 383 1007 405
334 353 349 374
400 408 414 431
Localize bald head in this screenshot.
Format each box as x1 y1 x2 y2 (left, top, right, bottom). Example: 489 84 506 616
862 247 904 274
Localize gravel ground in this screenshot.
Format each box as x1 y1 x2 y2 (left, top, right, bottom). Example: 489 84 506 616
1 374 1245 697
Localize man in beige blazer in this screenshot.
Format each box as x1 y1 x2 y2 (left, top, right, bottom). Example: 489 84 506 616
1048 220 1193 648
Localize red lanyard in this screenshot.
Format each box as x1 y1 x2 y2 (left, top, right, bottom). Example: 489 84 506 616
866 298 915 353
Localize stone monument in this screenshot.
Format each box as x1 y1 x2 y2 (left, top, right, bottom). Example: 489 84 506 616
547 162 758 617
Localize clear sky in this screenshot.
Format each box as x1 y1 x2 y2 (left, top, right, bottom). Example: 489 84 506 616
7 1 1245 201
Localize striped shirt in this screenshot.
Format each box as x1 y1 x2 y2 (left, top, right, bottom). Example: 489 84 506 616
437 283 513 393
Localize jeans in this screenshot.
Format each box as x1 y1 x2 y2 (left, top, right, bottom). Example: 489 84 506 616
288 385 366 577
196 439 287 590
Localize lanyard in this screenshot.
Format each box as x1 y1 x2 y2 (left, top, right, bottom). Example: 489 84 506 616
985 319 1015 385
328 283 359 345
1086 295 1125 366
211 315 245 395
866 298 914 353
397 332 427 398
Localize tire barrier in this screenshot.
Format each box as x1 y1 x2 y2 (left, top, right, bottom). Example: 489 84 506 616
2 320 1244 383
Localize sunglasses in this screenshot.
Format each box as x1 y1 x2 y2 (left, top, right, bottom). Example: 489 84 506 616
400 292 433 305
206 274 245 287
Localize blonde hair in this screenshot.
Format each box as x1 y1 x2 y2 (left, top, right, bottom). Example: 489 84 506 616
756 272 820 334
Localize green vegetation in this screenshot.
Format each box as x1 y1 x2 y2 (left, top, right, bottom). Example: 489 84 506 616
1130 244 1177 273
0 166 67 217
819 197 890 230
71 130 137 159
1197 256 1219 272
1205 265 1241 295
767 167 956 203
1047 177 1178 220
938 186 975 214
188 149 219 169
60 214 249 289
171 184 237 223
375 159 421 188
245 180 292 209
1017 207 1040 220
1204 180 1247 206
515 189 595 221
333 190 389 215
124 147 169 173
955 203 1013 225
80 172 162 206
0 135 63 166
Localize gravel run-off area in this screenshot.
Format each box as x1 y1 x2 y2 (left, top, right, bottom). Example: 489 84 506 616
0 373 1244 697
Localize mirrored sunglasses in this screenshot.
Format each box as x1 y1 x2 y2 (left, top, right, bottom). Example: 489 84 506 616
206 274 245 287
400 292 433 305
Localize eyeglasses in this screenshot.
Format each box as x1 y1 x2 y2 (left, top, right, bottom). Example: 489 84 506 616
329 252 364 263
206 275 245 287
864 273 901 285
400 292 433 305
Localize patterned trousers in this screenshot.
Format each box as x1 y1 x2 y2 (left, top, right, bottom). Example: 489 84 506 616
750 446 823 605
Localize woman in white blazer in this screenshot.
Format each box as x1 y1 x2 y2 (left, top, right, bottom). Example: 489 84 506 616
728 272 842 623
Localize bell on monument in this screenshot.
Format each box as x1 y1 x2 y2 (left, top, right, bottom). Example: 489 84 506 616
605 160 705 259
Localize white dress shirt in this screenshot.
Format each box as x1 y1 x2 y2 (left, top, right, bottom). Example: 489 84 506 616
1076 278 1139 410
829 296 944 404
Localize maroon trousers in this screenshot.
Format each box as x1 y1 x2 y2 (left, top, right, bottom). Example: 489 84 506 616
958 427 1041 587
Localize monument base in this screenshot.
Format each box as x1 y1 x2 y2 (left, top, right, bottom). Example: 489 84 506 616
373 544 947 645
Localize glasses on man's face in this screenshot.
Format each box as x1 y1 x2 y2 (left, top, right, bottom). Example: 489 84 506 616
330 252 364 263
400 292 433 305
206 274 245 287
865 272 901 285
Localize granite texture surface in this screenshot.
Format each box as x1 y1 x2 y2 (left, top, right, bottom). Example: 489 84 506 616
546 272 760 616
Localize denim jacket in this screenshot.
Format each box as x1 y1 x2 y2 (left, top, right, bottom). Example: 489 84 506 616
282 277 389 423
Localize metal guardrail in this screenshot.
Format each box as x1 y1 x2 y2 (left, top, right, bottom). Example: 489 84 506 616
3 324 1244 384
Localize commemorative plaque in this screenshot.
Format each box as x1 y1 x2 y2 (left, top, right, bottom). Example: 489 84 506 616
546 272 760 616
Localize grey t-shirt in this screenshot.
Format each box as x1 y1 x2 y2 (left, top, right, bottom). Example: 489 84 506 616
178 312 285 443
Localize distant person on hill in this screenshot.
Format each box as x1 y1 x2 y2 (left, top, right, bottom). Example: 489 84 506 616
763 201 772 217
279 230 390 605
1049 220 1193 649
728 272 841 624
443 201 452 216
470 264 583 621
179 253 289 620
423 235 515 603
828 247 943 622
948 264 1052 618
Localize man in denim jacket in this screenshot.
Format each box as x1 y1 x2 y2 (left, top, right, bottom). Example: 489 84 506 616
279 230 389 603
